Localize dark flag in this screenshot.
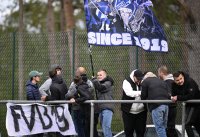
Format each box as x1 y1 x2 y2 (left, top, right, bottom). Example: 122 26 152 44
84 0 168 52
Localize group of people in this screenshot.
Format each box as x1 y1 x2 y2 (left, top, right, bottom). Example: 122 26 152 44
26 64 200 137
122 66 200 137
26 65 114 137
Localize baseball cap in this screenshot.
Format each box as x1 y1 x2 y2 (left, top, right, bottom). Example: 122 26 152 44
134 70 143 80
29 71 43 78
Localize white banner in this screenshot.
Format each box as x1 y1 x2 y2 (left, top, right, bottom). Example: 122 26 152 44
6 103 77 136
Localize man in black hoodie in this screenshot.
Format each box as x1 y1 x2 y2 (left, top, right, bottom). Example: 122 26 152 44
171 71 200 137
48 70 69 137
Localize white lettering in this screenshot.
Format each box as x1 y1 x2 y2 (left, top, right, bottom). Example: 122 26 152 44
141 38 150 50
151 39 160 51
88 32 96 44
88 32 132 45
101 33 111 45
96 33 101 45
87 32 168 52
161 40 168 52
122 33 132 45
111 33 122 45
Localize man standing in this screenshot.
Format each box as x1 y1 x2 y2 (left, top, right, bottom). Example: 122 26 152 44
26 70 44 137
92 69 114 137
39 64 63 101
158 66 178 137
66 66 97 137
26 70 43 100
171 71 200 137
121 69 147 137
141 72 169 137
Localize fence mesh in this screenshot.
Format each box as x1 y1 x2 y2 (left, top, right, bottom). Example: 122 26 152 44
0 24 200 136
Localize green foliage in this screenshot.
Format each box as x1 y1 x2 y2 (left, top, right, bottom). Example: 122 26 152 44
153 0 182 25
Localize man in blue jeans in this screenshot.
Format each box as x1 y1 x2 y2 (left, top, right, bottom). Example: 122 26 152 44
92 69 114 137
141 72 170 137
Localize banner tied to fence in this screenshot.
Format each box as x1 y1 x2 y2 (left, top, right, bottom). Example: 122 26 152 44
84 0 168 52
6 103 76 136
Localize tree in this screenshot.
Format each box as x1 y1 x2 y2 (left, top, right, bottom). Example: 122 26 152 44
178 0 200 85
63 0 79 78
47 0 58 65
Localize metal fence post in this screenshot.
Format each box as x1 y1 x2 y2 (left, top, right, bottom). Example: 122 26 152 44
90 102 94 137
12 32 16 100
182 102 186 137
72 28 75 77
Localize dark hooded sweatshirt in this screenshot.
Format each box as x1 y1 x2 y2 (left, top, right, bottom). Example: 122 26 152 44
171 72 200 107
50 75 68 100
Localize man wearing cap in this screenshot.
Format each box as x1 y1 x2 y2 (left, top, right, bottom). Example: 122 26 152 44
26 70 44 137
39 64 62 101
26 70 43 100
121 69 147 137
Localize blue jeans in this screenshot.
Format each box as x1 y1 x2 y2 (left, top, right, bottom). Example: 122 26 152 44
100 109 113 137
152 105 168 137
71 110 85 137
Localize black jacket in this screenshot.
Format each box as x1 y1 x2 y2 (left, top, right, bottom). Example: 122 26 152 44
141 77 170 112
74 82 92 104
171 72 200 107
164 74 176 107
49 75 68 100
92 76 114 112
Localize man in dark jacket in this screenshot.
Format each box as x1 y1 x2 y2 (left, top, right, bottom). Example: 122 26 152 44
141 72 169 137
68 75 92 137
65 66 96 137
121 69 147 137
49 70 69 137
158 66 178 137
26 70 43 100
26 70 44 137
171 71 200 137
92 69 114 137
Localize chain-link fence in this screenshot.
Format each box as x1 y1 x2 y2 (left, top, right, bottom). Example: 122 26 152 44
0 24 200 136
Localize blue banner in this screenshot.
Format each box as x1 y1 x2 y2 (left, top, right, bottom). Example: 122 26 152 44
84 0 168 52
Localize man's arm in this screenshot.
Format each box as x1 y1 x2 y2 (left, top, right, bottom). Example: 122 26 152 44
177 81 197 101
141 81 148 100
39 78 52 96
122 80 141 97
65 82 77 99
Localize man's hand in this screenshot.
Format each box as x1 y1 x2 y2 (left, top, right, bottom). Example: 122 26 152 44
171 96 177 103
41 96 47 101
69 98 76 103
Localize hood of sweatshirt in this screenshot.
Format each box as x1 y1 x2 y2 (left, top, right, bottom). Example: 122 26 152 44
100 76 114 86
52 75 63 84
164 74 174 81
129 70 137 83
